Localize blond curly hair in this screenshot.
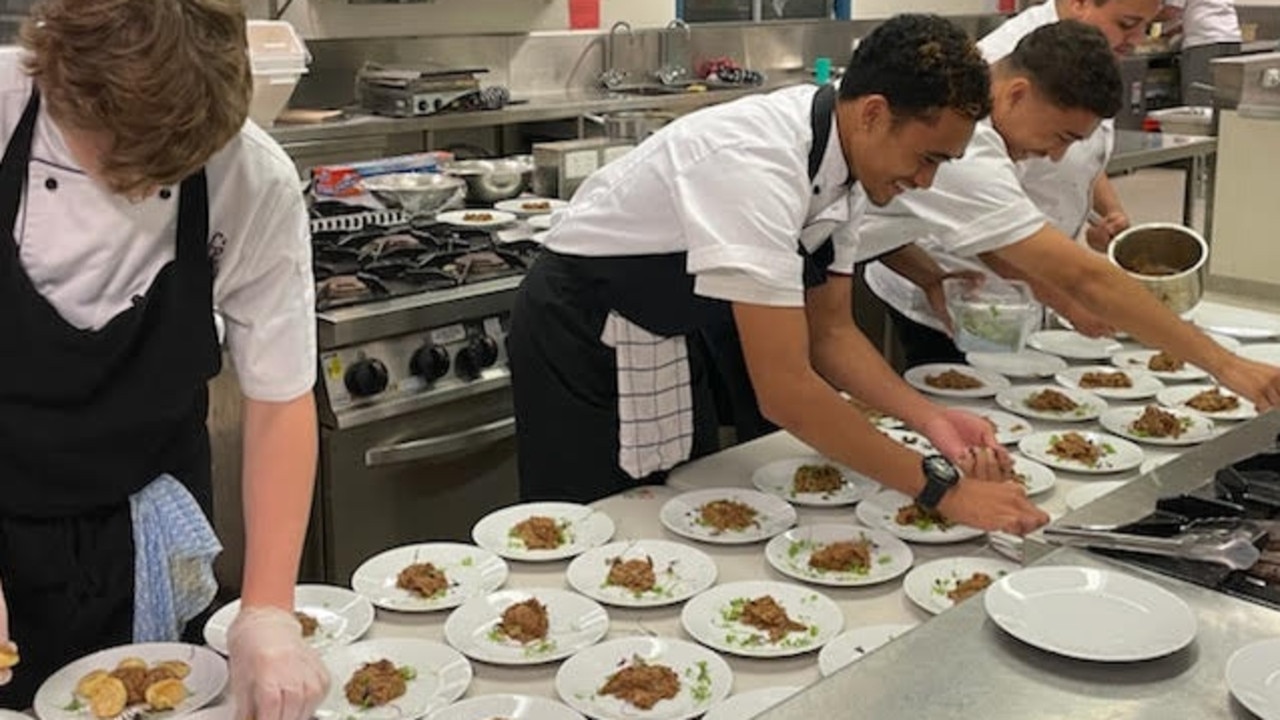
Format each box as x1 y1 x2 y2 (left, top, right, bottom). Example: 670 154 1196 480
21 0 251 197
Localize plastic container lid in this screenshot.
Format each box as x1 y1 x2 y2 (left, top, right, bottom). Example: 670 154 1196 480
246 19 309 76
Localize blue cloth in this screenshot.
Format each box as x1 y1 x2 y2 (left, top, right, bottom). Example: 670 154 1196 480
130 475 223 642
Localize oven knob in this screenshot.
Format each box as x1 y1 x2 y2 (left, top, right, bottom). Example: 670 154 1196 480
455 336 499 381
344 358 389 397
410 344 450 383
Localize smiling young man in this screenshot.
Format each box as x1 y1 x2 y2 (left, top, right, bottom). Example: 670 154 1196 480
508 14 1049 537
855 21 1280 410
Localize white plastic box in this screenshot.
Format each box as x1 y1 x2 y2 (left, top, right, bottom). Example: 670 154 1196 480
246 20 309 128
1149 106 1214 136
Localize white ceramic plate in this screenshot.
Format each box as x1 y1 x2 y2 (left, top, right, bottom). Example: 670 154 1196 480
818 624 918 677
902 556 1020 615
555 637 732 720
902 363 1011 398
1010 455 1056 497
351 543 509 613
1017 431 1143 474
854 488 985 544
315 638 472 720
1064 480 1129 511
841 392 906 429
972 408 1035 445
878 428 939 456
472 502 615 561
527 214 553 230
1209 332 1244 351
425 694 585 720
750 455 880 507
1156 384 1258 421
764 524 914 588
435 209 517 229
995 385 1109 423
1055 366 1164 400
681 580 842 658
1099 406 1216 447
1226 637 1280 720
35 643 227 720
443 588 609 666
1191 303 1280 339
204 584 374 654
565 539 717 608
1110 350 1209 382
965 350 1067 378
494 197 568 216
1027 330 1123 360
1240 343 1280 366
984 565 1197 662
701 686 802 720
659 489 797 545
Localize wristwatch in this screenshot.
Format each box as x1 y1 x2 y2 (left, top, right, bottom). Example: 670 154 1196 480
917 454 960 510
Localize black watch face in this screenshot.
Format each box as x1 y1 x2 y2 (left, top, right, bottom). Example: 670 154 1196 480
924 455 960 485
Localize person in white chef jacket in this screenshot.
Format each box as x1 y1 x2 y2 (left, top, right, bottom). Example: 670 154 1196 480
854 21 1280 410
1161 0 1243 106
0 1 328 718
509 15 1049 537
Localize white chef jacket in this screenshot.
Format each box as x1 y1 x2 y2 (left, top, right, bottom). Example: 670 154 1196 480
0 48 316 402
545 84 866 309
1167 0 1242 48
860 122 1048 332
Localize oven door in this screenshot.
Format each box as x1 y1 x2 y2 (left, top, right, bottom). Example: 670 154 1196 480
307 386 520 584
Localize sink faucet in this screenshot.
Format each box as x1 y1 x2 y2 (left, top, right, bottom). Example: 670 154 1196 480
657 19 692 85
600 20 634 89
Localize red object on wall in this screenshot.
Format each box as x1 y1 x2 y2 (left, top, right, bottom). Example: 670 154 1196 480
570 0 600 29
999 0 1016 12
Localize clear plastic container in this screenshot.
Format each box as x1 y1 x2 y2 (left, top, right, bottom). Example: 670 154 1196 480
944 277 1042 354
246 20 309 127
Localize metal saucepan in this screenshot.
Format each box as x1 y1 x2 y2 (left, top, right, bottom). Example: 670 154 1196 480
583 110 677 141
1108 222 1209 315
360 172 467 217
443 158 529 204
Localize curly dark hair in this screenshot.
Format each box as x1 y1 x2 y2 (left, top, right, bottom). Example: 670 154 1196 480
1001 20 1122 118
839 14 991 122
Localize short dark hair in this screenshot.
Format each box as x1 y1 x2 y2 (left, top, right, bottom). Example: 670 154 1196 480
839 13 992 123
1002 20 1123 118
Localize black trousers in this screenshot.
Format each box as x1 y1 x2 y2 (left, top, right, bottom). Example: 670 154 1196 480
887 306 965 368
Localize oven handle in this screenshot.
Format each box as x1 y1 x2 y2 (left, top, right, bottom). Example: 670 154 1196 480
364 416 517 467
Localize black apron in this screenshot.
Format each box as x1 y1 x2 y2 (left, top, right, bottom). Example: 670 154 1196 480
0 91 220 708
508 84 841 503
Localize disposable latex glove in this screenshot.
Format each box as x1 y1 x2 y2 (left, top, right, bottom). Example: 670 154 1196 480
227 606 329 720
0 580 15 685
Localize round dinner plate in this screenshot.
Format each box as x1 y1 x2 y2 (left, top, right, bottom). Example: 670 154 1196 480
1010 455 1056 497
681 580 843 658
35 643 227 720
204 584 374 653
878 428 940 456
1064 480 1129 511
1191 303 1280 340
1110 349 1208 382
1226 637 1280 720
701 686 802 720
971 408 1035 446
1099 406 1216 447
1017 430 1144 475
984 565 1197 662
472 502 615 561
902 363 1011 398
965 350 1067 379
527 214 553 230
435 209 517 229
443 588 609 666
659 488 797 545
902 556 1020 615
1239 343 1280 366
315 638 472 720
555 637 733 720
1055 365 1164 401
1156 384 1258 422
750 455 880 507
818 623 919 677
425 694 585 720
764 524 914 588
854 488 984 544
565 539 717 608
351 543 509 613
1027 330 1123 360
493 197 568 216
995 385 1109 423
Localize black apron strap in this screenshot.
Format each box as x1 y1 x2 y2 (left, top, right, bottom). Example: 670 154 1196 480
0 90 38 238
801 83 838 290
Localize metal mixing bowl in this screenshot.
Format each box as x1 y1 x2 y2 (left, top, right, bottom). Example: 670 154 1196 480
443 159 529 204
1108 222 1209 315
361 173 467 217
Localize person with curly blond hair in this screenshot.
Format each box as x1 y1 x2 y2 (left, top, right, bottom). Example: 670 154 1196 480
0 1 327 718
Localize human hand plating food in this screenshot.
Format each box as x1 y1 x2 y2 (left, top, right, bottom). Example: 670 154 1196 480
921 408 1011 469
227 606 330 720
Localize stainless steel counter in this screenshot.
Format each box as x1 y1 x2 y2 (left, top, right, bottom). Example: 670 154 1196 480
758 410 1280 720
1108 129 1218 230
